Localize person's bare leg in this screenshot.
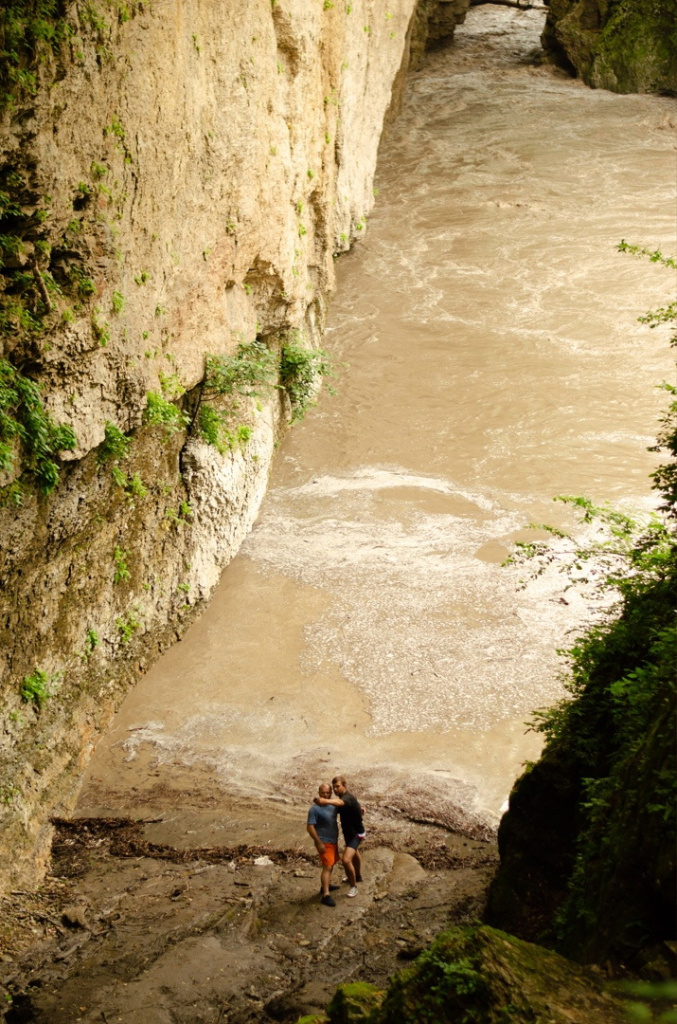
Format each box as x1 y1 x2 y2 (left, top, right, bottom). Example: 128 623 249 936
353 848 363 883
321 864 332 896
343 847 357 887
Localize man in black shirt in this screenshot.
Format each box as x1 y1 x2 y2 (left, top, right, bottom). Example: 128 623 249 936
315 774 365 897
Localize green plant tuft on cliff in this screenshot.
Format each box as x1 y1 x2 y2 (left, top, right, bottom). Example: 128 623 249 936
71 265 96 299
98 421 131 463
113 545 130 583
116 609 141 645
197 406 253 455
85 628 100 652
280 336 332 422
194 339 276 453
143 391 189 433
112 467 147 501
204 340 277 399
158 371 185 400
0 357 76 494
20 668 50 708
91 308 110 346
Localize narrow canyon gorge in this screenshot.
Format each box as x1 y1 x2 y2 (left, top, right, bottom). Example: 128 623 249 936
0 1 675 1021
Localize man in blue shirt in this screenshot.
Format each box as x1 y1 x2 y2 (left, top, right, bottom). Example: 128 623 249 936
307 783 340 906
314 775 365 898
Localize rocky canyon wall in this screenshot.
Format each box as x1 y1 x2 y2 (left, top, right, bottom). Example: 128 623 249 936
542 0 677 94
0 0 468 890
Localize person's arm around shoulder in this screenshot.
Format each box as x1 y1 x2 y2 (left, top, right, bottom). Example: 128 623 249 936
314 796 344 806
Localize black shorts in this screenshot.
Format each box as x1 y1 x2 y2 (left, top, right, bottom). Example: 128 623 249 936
345 835 363 850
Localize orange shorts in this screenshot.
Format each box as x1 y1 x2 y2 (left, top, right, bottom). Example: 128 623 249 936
319 843 339 868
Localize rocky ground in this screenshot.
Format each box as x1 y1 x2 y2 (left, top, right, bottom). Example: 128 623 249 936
0 796 497 1024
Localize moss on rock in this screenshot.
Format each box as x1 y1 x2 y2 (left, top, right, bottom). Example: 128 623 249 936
327 983 384 1023
313 926 627 1024
542 0 677 95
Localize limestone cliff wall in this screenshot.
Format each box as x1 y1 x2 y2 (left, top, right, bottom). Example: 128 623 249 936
542 0 677 94
0 0 468 890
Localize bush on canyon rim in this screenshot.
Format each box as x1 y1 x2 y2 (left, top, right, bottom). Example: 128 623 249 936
502 244 676 963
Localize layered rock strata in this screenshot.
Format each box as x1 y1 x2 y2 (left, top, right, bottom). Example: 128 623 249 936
0 0 468 890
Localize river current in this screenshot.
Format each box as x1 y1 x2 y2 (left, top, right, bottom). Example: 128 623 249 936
78 8 676 830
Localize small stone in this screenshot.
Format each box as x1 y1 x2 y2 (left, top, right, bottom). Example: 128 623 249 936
62 905 89 929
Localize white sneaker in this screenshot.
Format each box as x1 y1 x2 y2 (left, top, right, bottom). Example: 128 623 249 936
347 886 358 898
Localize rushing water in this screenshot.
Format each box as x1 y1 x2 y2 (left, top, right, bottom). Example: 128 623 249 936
78 8 676 829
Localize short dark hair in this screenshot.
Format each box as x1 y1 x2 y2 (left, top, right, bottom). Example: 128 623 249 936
332 775 347 786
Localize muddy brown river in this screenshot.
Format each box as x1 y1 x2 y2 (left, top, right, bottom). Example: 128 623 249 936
78 8 676 837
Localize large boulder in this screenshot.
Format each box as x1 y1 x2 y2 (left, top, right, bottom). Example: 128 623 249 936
377 925 627 1024
300 926 628 1024
542 0 677 95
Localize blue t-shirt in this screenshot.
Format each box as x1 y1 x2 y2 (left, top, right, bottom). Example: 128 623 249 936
307 803 338 843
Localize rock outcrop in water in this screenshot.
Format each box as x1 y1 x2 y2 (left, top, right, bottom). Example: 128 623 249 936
542 0 677 94
0 0 469 891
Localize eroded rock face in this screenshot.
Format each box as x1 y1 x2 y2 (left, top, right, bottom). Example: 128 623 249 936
542 0 677 94
0 0 468 890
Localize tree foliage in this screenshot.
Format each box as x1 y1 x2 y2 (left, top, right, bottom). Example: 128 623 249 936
506 244 676 963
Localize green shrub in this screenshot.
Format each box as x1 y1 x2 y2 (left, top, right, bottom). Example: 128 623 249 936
85 628 100 652
126 471 147 499
143 391 189 433
195 339 276 452
20 668 50 707
379 930 488 1024
113 545 130 583
116 609 141 645
197 406 252 454
203 340 276 399
158 371 185 399
0 357 76 493
502 243 677 963
280 338 332 421
98 421 131 463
